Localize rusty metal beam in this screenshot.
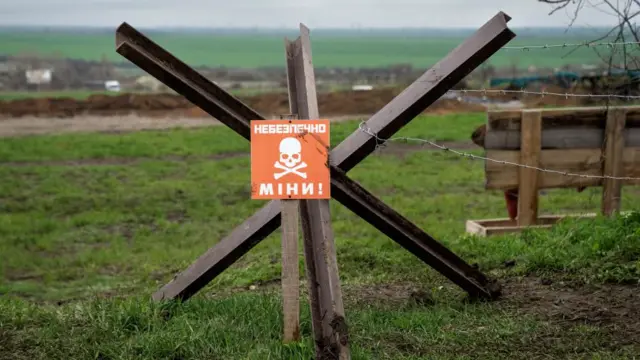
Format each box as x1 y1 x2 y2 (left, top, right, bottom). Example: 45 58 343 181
329 166 498 299
331 12 515 172
115 22 257 140
152 200 281 301
117 13 515 302
151 168 498 301
286 25 350 358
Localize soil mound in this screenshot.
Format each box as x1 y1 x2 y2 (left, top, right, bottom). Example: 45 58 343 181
0 88 486 119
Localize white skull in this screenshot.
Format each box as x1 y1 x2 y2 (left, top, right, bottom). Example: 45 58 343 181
279 137 302 168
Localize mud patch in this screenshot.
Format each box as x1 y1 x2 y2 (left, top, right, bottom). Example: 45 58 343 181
344 277 640 357
500 276 640 342
348 277 640 326
4 271 44 282
344 276 640 344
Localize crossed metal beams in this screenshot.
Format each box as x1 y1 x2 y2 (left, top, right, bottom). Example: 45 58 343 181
114 12 515 302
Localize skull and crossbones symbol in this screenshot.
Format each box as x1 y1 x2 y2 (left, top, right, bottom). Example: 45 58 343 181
274 137 307 179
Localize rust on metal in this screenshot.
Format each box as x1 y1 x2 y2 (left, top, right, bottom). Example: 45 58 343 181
116 12 516 303
286 25 350 359
152 201 282 301
331 11 515 172
329 165 498 298
115 22 259 140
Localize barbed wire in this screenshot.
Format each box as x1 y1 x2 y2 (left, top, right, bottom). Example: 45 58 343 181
357 38 640 200
445 88 640 100
357 122 640 182
501 41 640 51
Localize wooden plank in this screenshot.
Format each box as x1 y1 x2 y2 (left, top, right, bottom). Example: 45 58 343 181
278 113 301 343
487 105 640 131
486 224 553 236
466 213 599 237
602 109 627 216
465 220 488 236
286 25 350 359
517 110 541 226
484 128 640 150
485 147 640 190
281 192 300 342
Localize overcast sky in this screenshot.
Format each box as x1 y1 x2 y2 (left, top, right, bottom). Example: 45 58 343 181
0 0 623 29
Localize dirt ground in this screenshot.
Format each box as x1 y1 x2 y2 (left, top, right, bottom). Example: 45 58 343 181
0 86 595 137
0 115 214 137
215 274 640 356
0 114 373 138
0 88 489 137
0 88 488 120
351 275 640 354
502 277 639 334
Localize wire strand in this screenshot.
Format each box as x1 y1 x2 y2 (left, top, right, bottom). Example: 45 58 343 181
501 41 640 50
446 88 640 100
358 122 640 182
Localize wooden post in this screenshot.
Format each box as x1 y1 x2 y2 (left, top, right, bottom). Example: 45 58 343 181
279 115 301 343
517 110 542 226
281 199 300 342
602 108 626 216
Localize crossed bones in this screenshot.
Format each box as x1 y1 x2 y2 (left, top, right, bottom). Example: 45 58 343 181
274 161 308 179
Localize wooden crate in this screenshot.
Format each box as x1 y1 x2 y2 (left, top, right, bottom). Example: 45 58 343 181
466 213 597 237
482 106 637 219
468 105 638 236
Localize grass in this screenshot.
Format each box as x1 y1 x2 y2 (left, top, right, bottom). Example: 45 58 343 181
0 31 605 69
1 112 639 359
0 87 289 101
2 293 635 360
0 90 118 101
0 113 481 162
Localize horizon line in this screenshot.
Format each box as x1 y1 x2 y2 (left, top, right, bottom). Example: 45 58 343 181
0 24 610 31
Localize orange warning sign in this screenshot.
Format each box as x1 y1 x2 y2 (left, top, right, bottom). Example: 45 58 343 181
250 119 330 200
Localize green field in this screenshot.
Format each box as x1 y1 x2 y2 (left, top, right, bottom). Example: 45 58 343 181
0 90 119 101
1 113 639 359
0 30 607 68
0 87 288 101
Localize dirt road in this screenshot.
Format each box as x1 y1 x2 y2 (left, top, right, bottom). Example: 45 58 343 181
0 114 373 138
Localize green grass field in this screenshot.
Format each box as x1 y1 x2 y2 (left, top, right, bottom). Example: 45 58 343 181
0 90 118 101
0 30 605 68
1 113 639 359
0 87 290 101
